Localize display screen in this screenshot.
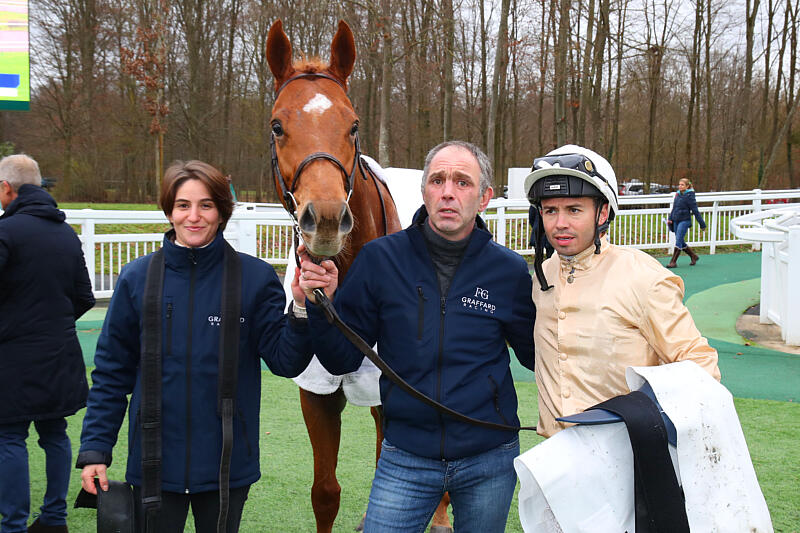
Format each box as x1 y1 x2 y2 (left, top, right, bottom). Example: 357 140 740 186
0 0 29 111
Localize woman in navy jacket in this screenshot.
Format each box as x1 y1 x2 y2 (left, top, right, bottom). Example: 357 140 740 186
77 161 313 532
667 177 706 268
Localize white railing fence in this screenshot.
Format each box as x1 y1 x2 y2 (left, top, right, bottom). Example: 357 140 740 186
731 205 800 346
54 188 800 298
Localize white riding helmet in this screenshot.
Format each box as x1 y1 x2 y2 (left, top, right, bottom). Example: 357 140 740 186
524 144 618 219
525 145 619 291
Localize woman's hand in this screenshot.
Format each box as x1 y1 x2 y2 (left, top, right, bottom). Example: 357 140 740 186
297 244 339 304
81 464 109 494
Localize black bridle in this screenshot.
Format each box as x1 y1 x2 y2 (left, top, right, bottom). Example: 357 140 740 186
269 72 364 220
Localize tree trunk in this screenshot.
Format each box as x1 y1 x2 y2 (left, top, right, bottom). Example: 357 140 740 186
554 0 570 145
378 0 392 165
487 0 511 180
442 0 454 140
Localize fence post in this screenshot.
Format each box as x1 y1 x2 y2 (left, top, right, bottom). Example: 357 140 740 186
752 189 762 251
785 227 800 345
759 241 773 325
82 217 96 292
709 200 719 254
233 219 258 256
495 205 507 247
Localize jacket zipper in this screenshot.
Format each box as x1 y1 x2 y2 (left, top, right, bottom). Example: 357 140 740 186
437 296 446 458
184 250 196 493
416 287 426 340
488 375 510 425
166 302 173 356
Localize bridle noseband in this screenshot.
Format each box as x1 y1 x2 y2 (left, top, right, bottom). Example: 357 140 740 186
270 72 364 220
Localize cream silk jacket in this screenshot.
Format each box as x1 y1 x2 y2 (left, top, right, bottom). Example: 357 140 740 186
532 238 721 438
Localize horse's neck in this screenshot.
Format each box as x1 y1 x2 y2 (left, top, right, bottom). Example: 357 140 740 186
335 164 401 282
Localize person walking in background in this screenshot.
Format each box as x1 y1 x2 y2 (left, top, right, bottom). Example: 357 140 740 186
0 154 95 533
666 177 706 268
77 160 313 532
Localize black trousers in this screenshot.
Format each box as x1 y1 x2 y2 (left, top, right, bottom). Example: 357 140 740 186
132 485 250 533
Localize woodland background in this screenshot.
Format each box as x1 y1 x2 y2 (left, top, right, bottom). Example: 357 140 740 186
0 0 798 202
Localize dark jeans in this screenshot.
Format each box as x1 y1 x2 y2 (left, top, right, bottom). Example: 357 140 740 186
132 485 250 533
0 418 71 533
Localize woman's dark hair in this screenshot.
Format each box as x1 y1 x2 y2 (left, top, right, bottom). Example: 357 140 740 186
160 160 235 230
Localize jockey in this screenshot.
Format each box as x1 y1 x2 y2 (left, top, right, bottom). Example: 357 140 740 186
524 144 721 438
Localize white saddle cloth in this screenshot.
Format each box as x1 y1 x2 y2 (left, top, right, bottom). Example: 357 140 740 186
514 361 773 532
284 156 422 406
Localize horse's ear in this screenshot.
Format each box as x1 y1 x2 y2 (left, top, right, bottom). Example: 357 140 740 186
267 19 294 91
329 20 355 86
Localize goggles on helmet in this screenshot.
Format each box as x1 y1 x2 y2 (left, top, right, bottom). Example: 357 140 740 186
527 153 614 205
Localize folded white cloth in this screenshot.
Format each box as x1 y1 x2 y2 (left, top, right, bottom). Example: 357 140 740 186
514 361 773 532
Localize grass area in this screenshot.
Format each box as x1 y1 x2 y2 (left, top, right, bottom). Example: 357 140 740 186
24 372 800 532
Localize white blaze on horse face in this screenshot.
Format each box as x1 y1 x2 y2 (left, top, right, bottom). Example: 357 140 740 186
302 93 333 115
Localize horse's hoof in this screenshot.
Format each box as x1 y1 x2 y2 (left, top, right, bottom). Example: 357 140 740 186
430 527 454 533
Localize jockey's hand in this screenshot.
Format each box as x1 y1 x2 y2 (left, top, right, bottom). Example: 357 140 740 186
81 464 108 494
297 244 339 304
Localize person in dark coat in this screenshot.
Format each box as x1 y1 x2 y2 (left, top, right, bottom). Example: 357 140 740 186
0 154 95 533
77 160 313 533
298 141 535 533
666 177 706 268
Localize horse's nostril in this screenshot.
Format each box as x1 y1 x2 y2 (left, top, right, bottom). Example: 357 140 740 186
299 203 317 233
340 204 354 234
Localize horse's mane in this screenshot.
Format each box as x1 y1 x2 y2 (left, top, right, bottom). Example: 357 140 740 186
293 58 329 74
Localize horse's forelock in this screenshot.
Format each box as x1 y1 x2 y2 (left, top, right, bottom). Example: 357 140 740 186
293 58 329 74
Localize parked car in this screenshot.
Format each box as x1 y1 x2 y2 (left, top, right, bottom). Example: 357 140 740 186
619 181 644 195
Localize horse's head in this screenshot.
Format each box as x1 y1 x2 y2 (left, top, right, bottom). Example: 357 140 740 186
267 19 359 259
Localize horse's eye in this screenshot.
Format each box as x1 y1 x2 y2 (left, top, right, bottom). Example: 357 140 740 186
350 122 359 136
271 122 284 136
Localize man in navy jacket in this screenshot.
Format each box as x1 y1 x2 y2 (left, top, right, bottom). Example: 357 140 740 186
299 141 535 532
0 154 95 533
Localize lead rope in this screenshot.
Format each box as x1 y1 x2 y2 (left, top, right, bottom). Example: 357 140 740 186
311 288 537 433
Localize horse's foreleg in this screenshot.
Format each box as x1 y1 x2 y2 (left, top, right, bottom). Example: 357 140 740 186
369 405 384 465
430 492 453 532
299 387 347 533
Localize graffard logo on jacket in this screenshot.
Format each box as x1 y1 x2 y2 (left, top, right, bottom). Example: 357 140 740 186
207 315 246 326
461 286 496 314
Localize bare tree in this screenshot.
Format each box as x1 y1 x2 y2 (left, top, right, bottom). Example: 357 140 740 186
488 0 511 179
378 0 392 164
554 0 570 145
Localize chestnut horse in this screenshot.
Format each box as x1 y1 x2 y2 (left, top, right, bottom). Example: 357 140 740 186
266 20 452 533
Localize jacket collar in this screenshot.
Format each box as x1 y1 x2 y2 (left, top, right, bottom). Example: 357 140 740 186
558 236 611 273
161 229 225 273
0 184 65 223
407 205 492 260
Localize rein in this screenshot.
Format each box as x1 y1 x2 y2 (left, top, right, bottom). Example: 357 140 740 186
313 288 538 433
270 72 361 225
269 71 390 242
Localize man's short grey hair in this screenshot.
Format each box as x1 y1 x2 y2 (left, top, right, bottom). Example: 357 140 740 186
421 141 493 195
0 154 41 191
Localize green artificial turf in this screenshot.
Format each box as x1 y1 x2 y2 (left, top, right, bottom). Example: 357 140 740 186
22 372 800 532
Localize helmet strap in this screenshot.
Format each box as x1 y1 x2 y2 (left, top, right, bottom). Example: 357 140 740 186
533 205 553 291
593 203 609 254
